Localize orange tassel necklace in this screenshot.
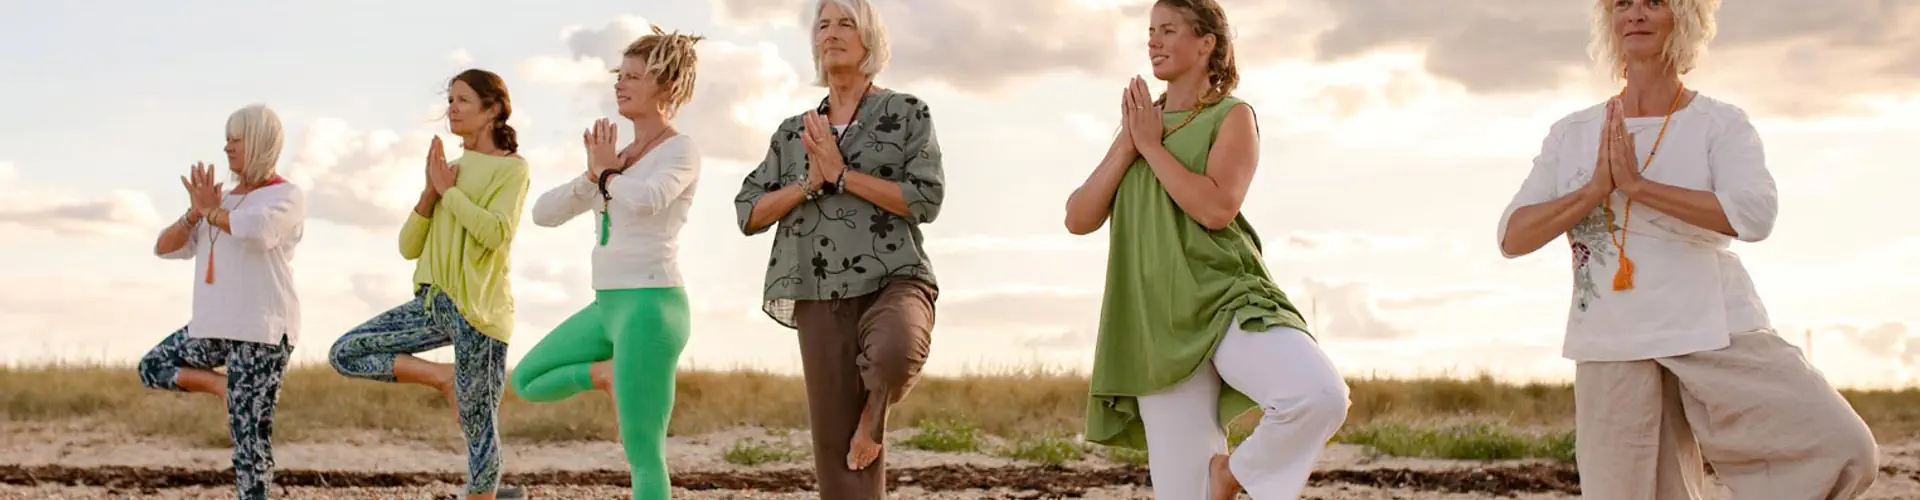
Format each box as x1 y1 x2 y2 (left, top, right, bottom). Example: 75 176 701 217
1604 83 1685 292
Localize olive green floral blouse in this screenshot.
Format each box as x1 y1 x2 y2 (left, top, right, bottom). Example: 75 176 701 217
733 88 945 328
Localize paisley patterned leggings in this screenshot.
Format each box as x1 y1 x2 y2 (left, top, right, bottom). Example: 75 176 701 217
328 286 508 495
137 329 292 500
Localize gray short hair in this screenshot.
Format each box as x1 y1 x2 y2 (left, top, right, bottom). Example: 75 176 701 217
806 0 890 86
224 104 285 185
1587 0 1719 81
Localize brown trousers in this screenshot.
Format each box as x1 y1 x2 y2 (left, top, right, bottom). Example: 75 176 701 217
791 280 937 499
1574 330 1880 499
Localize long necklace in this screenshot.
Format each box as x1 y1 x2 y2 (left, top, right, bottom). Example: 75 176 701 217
1605 83 1685 292
1156 90 1211 139
599 125 671 246
204 176 286 284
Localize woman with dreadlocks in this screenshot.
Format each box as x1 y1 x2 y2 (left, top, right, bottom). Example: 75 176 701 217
513 25 706 500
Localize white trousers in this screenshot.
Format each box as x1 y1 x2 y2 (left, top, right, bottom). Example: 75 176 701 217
1136 324 1350 499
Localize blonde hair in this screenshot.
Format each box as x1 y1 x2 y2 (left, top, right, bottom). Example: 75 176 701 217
224 104 284 185
1588 0 1719 81
619 25 705 118
806 0 891 86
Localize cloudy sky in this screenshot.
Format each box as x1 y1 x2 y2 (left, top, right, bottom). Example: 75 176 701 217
3 0 1916 388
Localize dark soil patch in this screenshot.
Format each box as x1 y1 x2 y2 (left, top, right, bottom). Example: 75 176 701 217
0 462 1584 496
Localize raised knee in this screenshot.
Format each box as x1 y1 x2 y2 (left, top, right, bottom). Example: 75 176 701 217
326 338 364 377
863 345 924 391
1831 424 1881 471
505 369 548 401
1268 382 1350 429
136 353 172 390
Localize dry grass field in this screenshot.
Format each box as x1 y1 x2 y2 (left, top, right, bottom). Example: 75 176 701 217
6 361 1920 498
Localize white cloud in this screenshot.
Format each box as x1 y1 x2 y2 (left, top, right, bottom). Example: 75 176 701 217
0 161 163 237
519 16 815 164
277 118 443 231
1297 278 1414 340
713 0 1132 94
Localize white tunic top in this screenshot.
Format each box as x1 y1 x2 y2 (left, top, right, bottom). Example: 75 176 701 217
1497 94 1779 362
531 134 701 290
159 182 306 346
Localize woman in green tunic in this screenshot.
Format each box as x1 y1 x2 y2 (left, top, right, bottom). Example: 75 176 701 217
1064 1 1350 498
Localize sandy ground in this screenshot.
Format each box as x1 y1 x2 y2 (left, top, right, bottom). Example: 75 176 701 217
3 420 1916 499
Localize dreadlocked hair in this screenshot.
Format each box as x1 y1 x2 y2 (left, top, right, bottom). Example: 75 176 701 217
620 25 706 118
1153 0 1240 108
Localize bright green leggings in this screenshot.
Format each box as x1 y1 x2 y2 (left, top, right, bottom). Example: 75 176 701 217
510 287 690 499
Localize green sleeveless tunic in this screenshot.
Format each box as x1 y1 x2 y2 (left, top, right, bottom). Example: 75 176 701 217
1084 96 1314 450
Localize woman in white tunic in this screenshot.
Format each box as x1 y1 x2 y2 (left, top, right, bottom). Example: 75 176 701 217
141 104 304 500
1496 1 1878 498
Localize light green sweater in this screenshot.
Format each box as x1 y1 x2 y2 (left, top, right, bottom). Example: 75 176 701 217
1084 97 1314 450
399 150 531 343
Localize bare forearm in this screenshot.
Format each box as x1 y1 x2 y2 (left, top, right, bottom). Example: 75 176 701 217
1064 146 1134 234
413 190 439 218
1138 145 1232 229
840 171 912 218
204 208 233 234
1502 184 1608 256
1622 179 1737 236
745 184 808 234
154 216 194 255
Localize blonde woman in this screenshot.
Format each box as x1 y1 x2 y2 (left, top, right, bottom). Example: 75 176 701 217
141 104 304 500
1066 1 1350 498
514 25 704 500
732 0 946 497
1496 1 1877 497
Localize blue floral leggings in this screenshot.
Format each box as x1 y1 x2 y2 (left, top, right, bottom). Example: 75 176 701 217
328 286 508 494
138 328 292 500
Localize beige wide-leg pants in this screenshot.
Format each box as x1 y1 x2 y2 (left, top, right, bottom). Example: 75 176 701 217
1574 330 1880 499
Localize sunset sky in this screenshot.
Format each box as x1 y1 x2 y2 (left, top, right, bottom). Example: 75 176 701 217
2 0 1915 388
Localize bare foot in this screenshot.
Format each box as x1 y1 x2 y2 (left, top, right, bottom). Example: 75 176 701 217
589 361 615 397
847 397 884 470
1209 454 1241 500
434 375 460 422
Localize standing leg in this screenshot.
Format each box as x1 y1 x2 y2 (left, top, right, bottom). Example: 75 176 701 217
793 298 885 500
138 326 229 397
509 302 613 402
225 338 292 500
1658 331 1879 499
1573 359 1706 500
1135 363 1230 499
438 293 510 499
603 288 692 500
1208 325 1349 499
849 280 936 470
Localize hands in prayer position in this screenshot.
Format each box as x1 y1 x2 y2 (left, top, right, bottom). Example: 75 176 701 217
1121 76 1162 154
799 111 846 192
181 161 224 220
426 136 461 196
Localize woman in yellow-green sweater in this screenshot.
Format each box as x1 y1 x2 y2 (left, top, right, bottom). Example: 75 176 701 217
328 69 530 500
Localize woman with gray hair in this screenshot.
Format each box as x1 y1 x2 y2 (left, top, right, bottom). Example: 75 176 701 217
1496 0 1877 497
732 0 944 497
141 103 305 500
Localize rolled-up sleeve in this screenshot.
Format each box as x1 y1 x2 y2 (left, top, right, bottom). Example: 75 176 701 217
735 126 788 236
897 100 945 224
1497 122 1568 258
1708 109 1777 243
228 186 305 251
